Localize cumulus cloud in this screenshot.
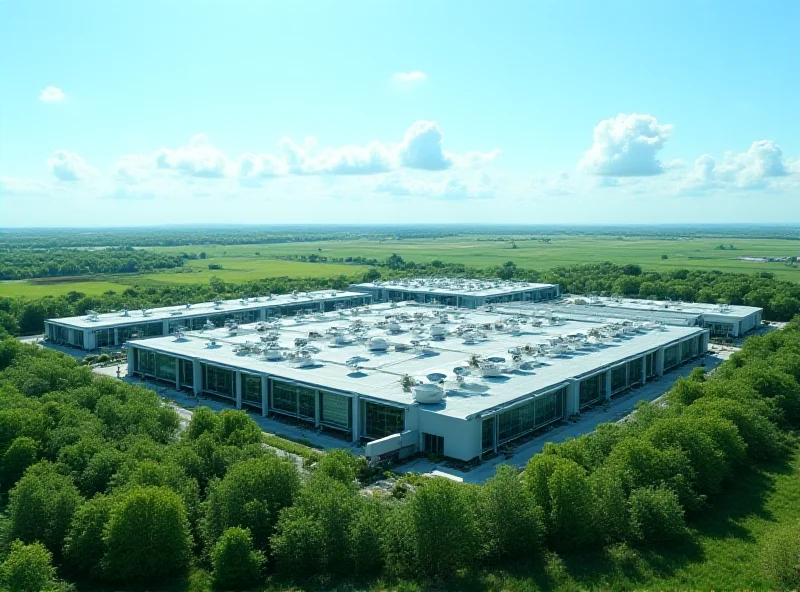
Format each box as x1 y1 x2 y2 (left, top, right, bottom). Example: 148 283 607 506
155 134 229 178
390 71 427 86
39 86 65 102
683 141 789 191
580 113 674 177
47 150 94 181
235 121 496 183
397 121 452 171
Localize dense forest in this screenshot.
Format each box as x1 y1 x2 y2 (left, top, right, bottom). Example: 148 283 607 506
0 315 798 590
0 248 184 280
1 259 800 337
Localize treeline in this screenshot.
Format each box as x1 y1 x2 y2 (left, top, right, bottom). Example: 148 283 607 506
0 275 358 337
0 320 799 589
3 226 800 250
2 259 800 338
0 248 184 280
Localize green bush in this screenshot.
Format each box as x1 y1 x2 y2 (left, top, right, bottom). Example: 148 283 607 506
628 486 686 544
1 540 56 592
211 527 264 590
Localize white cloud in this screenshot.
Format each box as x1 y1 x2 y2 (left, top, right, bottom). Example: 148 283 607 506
580 113 674 177
397 121 452 171
114 154 154 184
716 140 787 188
47 150 95 181
155 133 229 178
390 71 427 86
682 140 790 191
0 176 52 196
375 172 495 200
39 86 65 102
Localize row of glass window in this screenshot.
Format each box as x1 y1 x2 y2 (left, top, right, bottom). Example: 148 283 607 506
49 324 84 346
482 387 567 451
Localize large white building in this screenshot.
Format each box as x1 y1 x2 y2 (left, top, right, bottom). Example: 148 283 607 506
502 295 763 338
126 300 709 462
44 290 371 351
350 278 560 308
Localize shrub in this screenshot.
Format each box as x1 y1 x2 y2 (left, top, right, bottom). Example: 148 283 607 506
1 540 55 592
628 487 686 544
211 527 264 590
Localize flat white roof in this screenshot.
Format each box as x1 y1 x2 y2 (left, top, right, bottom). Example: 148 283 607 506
46 290 369 330
129 302 705 420
351 278 556 298
565 296 762 322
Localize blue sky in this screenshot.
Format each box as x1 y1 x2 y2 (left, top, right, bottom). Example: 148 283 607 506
1 0 798 226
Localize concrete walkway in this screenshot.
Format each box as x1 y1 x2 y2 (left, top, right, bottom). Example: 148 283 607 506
395 352 727 484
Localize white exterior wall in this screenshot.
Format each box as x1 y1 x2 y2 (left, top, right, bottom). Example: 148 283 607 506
418 410 482 461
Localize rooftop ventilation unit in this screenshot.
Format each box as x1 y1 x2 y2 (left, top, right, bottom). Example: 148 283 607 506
121 308 130 317
141 309 152 317
185 303 192 309
86 310 100 321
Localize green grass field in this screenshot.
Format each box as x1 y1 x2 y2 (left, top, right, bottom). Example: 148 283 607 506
0 259 370 298
151 235 800 281
4 234 800 299
0 279 132 298
137 258 370 285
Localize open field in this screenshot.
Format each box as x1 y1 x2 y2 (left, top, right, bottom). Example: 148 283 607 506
0 259 370 298
0 279 131 298
150 235 800 281
137 258 370 284
3 234 800 299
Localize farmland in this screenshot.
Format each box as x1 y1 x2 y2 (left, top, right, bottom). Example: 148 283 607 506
0 259 370 298
149 235 800 281
1 232 799 300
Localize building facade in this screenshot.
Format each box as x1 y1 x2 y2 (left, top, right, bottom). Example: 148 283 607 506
44 290 371 351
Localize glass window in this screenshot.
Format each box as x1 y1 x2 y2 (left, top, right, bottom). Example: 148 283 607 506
320 391 350 429
242 373 262 406
611 365 627 393
482 418 494 452
579 374 603 408
179 359 194 387
629 357 644 383
364 402 404 439
534 387 565 427
423 433 444 454
664 344 680 370
204 364 234 397
271 381 316 422
155 353 176 381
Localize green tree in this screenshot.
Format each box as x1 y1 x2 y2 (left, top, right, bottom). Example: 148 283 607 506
546 458 595 550
0 540 55 592
211 527 265 590
8 461 83 556
102 486 191 584
270 506 324 580
406 477 478 578
202 454 300 554
0 436 38 493
63 494 116 577
479 465 543 561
